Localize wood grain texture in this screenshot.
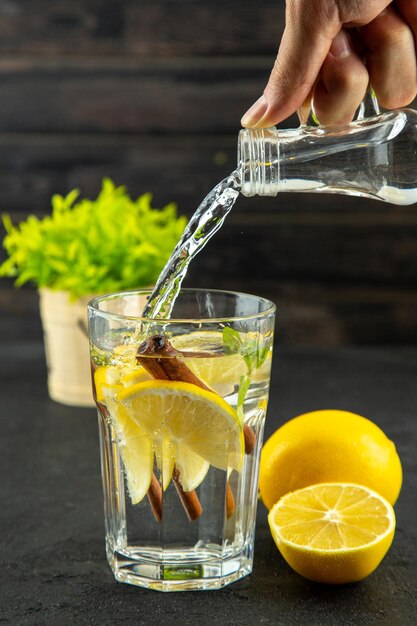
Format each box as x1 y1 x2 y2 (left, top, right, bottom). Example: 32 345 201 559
1 280 416 347
0 133 237 212
0 1 415 346
0 57 275 133
0 1 284 57
1 133 416 286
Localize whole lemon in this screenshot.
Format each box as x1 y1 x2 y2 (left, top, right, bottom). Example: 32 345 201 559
259 410 402 509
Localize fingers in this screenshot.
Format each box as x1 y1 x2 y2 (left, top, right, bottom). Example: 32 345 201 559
241 0 417 129
241 1 341 128
297 84 317 125
397 0 417 37
360 5 417 109
312 30 369 125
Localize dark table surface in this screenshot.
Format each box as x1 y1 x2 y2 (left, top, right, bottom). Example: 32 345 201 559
1 320 416 626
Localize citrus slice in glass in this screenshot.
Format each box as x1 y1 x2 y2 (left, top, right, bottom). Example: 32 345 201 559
173 330 272 389
95 366 208 492
120 367 152 387
116 379 244 474
171 442 210 492
94 363 150 401
93 365 122 403
95 371 153 505
109 403 154 505
154 432 175 491
268 482 396 584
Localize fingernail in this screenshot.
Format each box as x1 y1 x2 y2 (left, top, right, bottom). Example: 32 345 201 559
241 95 268 127
330 30 352 59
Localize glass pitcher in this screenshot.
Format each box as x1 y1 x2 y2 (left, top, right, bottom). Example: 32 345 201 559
238 92 417 205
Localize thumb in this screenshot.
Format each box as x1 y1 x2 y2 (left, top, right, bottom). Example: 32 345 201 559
241 3 340 128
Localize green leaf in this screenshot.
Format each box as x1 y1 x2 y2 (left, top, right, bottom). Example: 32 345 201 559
256 345 270 369
223 326 271 411
237 375 251 409
222 327 243 354
2 214 13 234
0 179 186 298
242 352 254 376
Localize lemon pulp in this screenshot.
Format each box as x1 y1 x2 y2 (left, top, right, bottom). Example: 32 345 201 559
117 379 244 474
268 482 396 584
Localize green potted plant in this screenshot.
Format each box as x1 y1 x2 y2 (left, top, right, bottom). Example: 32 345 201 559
0 178 186 406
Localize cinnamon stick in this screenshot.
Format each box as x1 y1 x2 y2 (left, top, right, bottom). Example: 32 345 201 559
244 425 256 455
147 473 163 522
136 334 254 520
172 468 203 521
137 335 256 454
135 336 204 521
226 483 236 518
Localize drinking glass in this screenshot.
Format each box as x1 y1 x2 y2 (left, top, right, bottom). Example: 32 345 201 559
88 288 275 591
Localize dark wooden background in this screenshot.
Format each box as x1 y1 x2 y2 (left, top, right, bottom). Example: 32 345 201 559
0 0 416 346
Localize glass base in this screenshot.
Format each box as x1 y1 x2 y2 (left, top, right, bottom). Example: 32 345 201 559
106 542 254 591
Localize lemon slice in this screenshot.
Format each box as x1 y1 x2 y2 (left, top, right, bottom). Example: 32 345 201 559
154 432 175 491
94 364 151 403
268 483 396 584
187 352 272 385
95 372 153 505
116 380 244 473
186 354 246 385
95 368 209 492
173 331 272 388
110 404 154 505
171 442 210 492
94 365 121 403
120 368 152 387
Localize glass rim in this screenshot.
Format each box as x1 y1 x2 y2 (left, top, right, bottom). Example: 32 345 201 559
88 288 276 324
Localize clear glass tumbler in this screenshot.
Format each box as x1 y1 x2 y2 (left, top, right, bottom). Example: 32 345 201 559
88 288 275 591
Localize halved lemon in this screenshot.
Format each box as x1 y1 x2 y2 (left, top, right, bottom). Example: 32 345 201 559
268 483 396 584
116 379 244 474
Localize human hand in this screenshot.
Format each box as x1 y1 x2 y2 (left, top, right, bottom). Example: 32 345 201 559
241 1 417 128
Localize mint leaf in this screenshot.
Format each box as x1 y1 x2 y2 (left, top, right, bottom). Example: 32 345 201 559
242 352 254 376
223 326 270 375
256 345 270 369
238 375 251 408
223 326 271 416
222 326 242 354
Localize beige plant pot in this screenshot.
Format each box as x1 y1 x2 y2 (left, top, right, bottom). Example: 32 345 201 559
39 288 96 407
